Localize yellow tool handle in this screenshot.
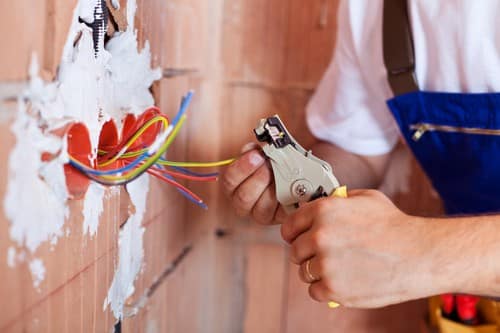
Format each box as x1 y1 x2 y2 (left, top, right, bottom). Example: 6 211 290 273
327 186 348 309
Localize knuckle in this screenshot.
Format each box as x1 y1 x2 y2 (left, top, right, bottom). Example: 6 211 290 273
366 189 380 197
280 223 291 242
316 199 334 216
311 230 327 249
252 206 274 225
221 169 239 191
234 187 255 207
316 258 329 276
366 189 384 199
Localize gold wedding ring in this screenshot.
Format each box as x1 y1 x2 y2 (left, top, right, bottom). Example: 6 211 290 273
303 259 320 283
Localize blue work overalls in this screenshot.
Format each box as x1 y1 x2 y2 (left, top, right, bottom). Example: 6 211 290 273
388 92 500 216
382 1 500 330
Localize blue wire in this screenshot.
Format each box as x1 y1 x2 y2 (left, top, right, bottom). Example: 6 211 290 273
163 173 208 209
176 188 208 210
171 166 219 178
172 90 193 126
69 152 149 176
71 91 194 178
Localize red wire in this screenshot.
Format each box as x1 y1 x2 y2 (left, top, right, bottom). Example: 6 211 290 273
98 107 166 164
147 168 204 203
149 166 217 182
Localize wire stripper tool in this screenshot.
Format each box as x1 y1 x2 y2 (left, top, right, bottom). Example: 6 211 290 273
254 115 346 308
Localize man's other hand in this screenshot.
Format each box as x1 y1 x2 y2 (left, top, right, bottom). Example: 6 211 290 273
222 143 284 225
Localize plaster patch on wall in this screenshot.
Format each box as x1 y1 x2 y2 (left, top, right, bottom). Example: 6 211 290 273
4 0 161 296
111 0 120 10
83 182 105 236
7 247 16 267
104 174 149 319
105 33 160 121
79 0 100 24
5 91 69 254
7 247 25 268
29 258 46 290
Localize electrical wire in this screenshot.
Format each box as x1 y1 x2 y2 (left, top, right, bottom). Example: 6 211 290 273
98 115 169 168
66 90 234 208
171 166 219 178
157 158 235 168
150 166 217 182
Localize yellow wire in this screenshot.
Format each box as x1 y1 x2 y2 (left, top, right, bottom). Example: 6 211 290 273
122 150 145 158
157 159 235 168
98 116 169 168
99 115 187 181
73 113 235 183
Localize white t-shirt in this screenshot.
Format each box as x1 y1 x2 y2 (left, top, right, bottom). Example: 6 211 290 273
306 0 500 156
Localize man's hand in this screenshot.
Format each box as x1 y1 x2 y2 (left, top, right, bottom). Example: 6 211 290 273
281 189 435 308
222 143 283 225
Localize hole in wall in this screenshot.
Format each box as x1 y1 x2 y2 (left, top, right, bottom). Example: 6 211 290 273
114 320 121 333
64 123 92 199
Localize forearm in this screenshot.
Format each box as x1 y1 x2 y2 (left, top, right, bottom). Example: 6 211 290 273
420 214 500 297
309 140 391 189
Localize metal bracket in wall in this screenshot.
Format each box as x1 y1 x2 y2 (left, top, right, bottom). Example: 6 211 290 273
162 68 199 79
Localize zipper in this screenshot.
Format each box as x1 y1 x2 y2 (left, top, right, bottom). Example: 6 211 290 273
410 123 500 142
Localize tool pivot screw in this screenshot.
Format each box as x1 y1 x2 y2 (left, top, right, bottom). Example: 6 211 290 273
295 184 308 197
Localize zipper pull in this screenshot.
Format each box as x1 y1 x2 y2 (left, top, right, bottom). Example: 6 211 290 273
411 124 428 141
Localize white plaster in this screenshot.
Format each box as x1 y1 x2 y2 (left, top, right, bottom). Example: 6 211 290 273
4 97 69 254
104 174 149 319
5 0 159 303
29 259 46 289
126 0 137 31
79 0 99 24
105 34 161 121
7 247 16 267
58 28 108 156
111 0 120 9
83 182 105 236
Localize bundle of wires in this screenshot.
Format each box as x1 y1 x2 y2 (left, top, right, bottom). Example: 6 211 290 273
68 91 234 209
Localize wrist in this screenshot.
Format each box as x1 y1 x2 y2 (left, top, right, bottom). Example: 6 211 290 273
420 217 464 295
401 216 451 298
418 216 500 297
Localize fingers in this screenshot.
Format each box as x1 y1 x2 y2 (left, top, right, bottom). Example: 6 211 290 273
222 147 277 222
309 281 334 303
290 232 315 265
298 257 321 283
280 204 316 243
240 142 260 154
232 164 273 217
251 186 280 225
274 206 287 224
222 149 267 196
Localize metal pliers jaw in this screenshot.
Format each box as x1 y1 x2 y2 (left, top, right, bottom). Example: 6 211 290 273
254 115 340 214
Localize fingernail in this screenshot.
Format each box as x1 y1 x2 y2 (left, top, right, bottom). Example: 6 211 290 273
248 151 265 166
241 142 258 154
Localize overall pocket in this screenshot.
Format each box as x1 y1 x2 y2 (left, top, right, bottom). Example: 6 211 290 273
406 122 500 214
410 123 500 142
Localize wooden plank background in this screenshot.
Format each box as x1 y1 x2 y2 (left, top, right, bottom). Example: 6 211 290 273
0 0 443 332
